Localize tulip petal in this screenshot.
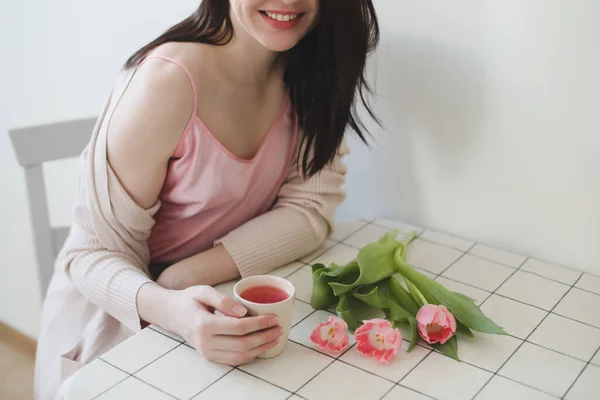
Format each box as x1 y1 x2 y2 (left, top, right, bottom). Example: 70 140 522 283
310 316 350 354
354 318 402 363
416 304 438 325
416 304 457 345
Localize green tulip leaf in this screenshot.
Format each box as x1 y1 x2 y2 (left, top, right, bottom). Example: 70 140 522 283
453 292 479 305
329 232 402 296
388 276 419 315
310 264 337 310
456 321 474 338
352 281 391 309
406 315 419 352
431 336 459 361
394 251 507 335
336 294 359 331
318 260 360 279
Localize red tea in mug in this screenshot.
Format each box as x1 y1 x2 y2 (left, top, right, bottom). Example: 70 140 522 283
240 285 289 304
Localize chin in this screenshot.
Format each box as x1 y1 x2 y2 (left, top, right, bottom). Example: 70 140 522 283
259 37 304 52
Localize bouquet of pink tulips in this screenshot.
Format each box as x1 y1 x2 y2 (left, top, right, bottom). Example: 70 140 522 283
309 231 507 363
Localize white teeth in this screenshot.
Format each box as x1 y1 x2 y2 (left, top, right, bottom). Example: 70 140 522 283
264 12 299 22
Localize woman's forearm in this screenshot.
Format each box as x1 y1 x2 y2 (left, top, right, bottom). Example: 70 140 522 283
156 244 240 290
137 282 172 327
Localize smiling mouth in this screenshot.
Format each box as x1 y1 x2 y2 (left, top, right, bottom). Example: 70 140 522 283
260 11 303 22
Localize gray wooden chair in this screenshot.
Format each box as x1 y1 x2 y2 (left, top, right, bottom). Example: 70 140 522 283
9 118 96 298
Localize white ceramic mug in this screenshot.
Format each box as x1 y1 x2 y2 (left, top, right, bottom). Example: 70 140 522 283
233 275 296 358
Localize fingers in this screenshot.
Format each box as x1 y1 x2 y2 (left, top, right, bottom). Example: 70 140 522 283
209 313 280 336
187 286 247 317
205 338 281 366
211 325 284 352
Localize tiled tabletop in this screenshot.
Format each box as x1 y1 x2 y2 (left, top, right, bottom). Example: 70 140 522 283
65 219 600 400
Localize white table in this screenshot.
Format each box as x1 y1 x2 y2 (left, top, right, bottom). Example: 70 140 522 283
66 219 600 400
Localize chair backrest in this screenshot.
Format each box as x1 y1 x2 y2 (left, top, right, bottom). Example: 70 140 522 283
9 117 96 298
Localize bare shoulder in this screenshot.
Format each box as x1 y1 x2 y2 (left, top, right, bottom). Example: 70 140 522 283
105 55 197 208
109 55 195 153
151 41 212 73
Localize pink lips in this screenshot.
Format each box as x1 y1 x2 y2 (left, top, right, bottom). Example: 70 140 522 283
260 10 304 30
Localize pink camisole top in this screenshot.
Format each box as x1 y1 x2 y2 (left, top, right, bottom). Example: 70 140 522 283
141 55 298 265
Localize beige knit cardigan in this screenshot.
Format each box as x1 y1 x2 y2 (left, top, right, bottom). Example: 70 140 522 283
34 66 349 399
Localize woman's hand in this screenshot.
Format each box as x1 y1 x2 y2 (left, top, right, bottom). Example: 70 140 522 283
163 285 283 365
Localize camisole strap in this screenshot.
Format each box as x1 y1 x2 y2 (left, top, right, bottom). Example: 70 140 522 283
139 54 198 114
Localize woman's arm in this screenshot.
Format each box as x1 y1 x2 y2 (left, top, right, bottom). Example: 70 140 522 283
156 244 240 289
65 58 194 330
64 56 286 364
156 136 349 290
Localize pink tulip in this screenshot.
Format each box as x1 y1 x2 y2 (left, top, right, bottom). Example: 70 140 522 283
416 304 457 344
354 318 402 363
310 316 350 354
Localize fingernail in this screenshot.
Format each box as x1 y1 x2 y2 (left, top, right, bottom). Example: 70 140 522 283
278 327 284 336
271 316 280 325
233 304 247 316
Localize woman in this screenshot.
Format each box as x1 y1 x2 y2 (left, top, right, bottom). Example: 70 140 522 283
34 0 379 398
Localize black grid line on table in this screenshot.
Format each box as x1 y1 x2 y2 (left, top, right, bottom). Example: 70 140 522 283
470 256 529 310
90 359 130 400
295 220 373 267
516 269 583 287
289 357 337 398
369 220 426 236
99 339 185 378
188 368 235 399
234 368 296 396
340 234 471 256
285 394 309 400
568 285 600 298
103 341 213 400
94 358 179 400
562 343 600 399
434 242 477 279
378 384 438 400
382 350 435 400
338 221 429 252
335 218 376 242
465 249 525 268
471 272 585 400
396 384 438 400
149 326 185 343
283 263 306 278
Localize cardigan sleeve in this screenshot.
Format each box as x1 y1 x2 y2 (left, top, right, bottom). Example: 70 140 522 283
216 137 350 277
61 206 154 332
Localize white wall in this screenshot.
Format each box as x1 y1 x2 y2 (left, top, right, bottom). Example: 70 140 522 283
338 0 600 275
1 0 598 338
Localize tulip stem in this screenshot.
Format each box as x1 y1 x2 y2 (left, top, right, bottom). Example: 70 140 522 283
404 277 428 307
401 230 418 246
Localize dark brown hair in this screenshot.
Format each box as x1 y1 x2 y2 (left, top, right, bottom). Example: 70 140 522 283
126 1 379 177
